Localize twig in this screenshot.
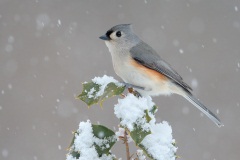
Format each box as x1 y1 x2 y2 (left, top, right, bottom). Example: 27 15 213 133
121 93 126 98
124 129 131 160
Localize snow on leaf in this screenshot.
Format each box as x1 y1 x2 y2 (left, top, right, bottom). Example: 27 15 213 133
67 121 117 160
77 75 125 107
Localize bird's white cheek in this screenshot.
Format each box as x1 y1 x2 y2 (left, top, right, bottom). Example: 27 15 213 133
105 41 113 52
104 41 110 47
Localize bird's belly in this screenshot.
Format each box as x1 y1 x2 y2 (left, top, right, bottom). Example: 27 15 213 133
115 60 173 96
128 70 172 96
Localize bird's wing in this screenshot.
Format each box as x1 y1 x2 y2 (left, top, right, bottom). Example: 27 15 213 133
130 41 192 93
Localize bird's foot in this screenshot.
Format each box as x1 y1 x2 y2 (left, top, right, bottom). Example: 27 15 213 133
122 82 143 97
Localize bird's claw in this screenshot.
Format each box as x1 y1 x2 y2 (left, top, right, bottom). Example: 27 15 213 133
122 82 143 97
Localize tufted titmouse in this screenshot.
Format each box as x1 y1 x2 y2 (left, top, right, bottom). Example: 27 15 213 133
99 24 223 127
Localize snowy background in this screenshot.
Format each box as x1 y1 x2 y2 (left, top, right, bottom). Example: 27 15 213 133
0 0 240 159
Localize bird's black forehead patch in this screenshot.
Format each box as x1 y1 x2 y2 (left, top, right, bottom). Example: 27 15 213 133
106 30 113 38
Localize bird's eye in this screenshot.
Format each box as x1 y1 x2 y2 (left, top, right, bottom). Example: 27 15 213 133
116 31 121 37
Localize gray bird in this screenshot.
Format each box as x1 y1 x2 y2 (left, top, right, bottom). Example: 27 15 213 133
99 24 223 127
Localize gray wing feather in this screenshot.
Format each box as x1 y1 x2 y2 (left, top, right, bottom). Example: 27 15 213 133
130 41 192 93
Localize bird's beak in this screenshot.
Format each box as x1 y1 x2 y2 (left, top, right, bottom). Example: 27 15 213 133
99 35 110 41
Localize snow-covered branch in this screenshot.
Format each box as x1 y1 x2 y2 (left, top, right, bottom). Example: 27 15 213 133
66 75 177 160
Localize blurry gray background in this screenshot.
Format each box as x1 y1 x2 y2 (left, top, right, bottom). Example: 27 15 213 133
0 0 240 159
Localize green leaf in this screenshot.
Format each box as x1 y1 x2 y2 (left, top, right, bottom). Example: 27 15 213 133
144 110 151 123
92 124 117 156
130 124 151 145
70 151 80 159
129 109 154 146
68 131 77 149
77 81 125 106
149 105 158 115
98 82 125 106
67 131 80 159
138 144 154 159
138 144 177 160
76 82 100 106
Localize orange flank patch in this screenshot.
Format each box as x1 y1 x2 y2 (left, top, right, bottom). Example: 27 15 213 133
130 59 168 81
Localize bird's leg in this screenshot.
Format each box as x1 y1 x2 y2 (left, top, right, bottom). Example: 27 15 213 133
122 82 143 97
122 82 144 90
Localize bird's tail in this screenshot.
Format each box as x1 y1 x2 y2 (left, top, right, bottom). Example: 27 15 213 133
183 94 223 127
